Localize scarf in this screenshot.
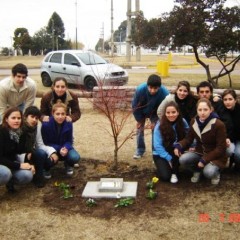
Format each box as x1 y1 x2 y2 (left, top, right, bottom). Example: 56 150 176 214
9 128 22 143
52 91 67 104
196 112 219 132
22 122 37 152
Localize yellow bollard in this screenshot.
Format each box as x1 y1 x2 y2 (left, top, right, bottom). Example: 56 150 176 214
157 60 163 74
162 61 169 77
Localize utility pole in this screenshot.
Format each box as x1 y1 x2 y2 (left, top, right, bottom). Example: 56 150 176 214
126 0 141 62
102 22 104 53
135 0 141 61
75 0 78 49
51 19 55 51
126 0 132 61
111 0 114 57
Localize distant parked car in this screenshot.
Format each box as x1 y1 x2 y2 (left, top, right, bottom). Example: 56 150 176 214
40 50 128 91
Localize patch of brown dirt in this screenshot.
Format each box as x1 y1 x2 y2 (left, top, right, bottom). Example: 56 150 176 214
42 159 240 220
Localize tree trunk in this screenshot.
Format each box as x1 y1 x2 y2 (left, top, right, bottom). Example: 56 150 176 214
113 138 118 170
192 46 218 88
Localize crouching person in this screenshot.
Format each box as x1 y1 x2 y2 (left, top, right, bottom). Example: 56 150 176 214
174 98 227 185
20 106 58 188
0 107 34 192
153 102 189 183
41 102 80 176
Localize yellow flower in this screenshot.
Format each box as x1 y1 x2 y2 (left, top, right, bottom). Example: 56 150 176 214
54 181 60 187
152 177 159 183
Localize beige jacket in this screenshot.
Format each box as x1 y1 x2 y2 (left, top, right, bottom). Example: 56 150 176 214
0 76 36 122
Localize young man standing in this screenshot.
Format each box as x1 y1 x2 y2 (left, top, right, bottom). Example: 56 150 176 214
0 63 36 123
132 74 169 159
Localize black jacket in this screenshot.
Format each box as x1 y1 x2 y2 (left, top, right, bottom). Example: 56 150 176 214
211 98 233 140
0 126 27 170
224 103 240 142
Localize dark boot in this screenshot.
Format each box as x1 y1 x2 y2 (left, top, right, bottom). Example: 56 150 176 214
6 179 16 193
33 175 45 188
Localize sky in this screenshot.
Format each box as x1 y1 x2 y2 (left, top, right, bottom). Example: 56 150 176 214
0 0 238 50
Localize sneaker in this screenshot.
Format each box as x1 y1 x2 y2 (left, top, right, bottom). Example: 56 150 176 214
211 174 220 185
74 163 80 168
133 154 143 159
43 170 52 179
66 166 74 176
191 172 201 183
170 174 178 183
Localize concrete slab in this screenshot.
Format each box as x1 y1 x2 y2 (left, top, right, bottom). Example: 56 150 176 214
82 181 138 199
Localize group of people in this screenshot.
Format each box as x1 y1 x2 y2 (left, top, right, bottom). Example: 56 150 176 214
0 63 81 191
132 74 240 185
0 64 239 192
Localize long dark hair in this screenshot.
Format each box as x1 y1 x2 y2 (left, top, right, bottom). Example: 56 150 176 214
174 80 197 123
222 89 237 100
160 101 186 148
52 77 68 89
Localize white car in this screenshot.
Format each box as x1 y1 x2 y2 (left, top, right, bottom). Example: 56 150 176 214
40 50 128 91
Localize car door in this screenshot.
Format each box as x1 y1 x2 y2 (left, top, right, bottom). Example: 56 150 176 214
48 52 66 80
63 53 82 85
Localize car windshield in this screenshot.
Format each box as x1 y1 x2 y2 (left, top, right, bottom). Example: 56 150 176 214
76 52 107 65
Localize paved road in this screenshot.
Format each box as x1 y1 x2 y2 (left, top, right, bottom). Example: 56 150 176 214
0 66 239 76
127 67 240 75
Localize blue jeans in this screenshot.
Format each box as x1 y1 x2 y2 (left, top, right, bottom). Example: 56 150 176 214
12 169 33 184
179 152 220 179
135 119 155 156
32 149 55 177
61 149 80 167
0 165 12 185
0 164 33 185
226 141 240 164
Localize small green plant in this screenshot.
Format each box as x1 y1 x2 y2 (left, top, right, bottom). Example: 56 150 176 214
146 189 158 200
146 177 159 200
146 177 159 189
54 182 73 199
114 197 134 208
86 198 97 207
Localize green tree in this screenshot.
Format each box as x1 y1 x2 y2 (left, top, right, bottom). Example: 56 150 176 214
132 16 170 49
113 20 127 42
168 0 240 87
13 28 32 55
95 39 111 52
131 0 240 87
46 12 65 50
1 47 10 56
31 27 52 55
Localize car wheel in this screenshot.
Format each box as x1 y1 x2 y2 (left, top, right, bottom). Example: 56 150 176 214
41 73 52 87
84 76 97 91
